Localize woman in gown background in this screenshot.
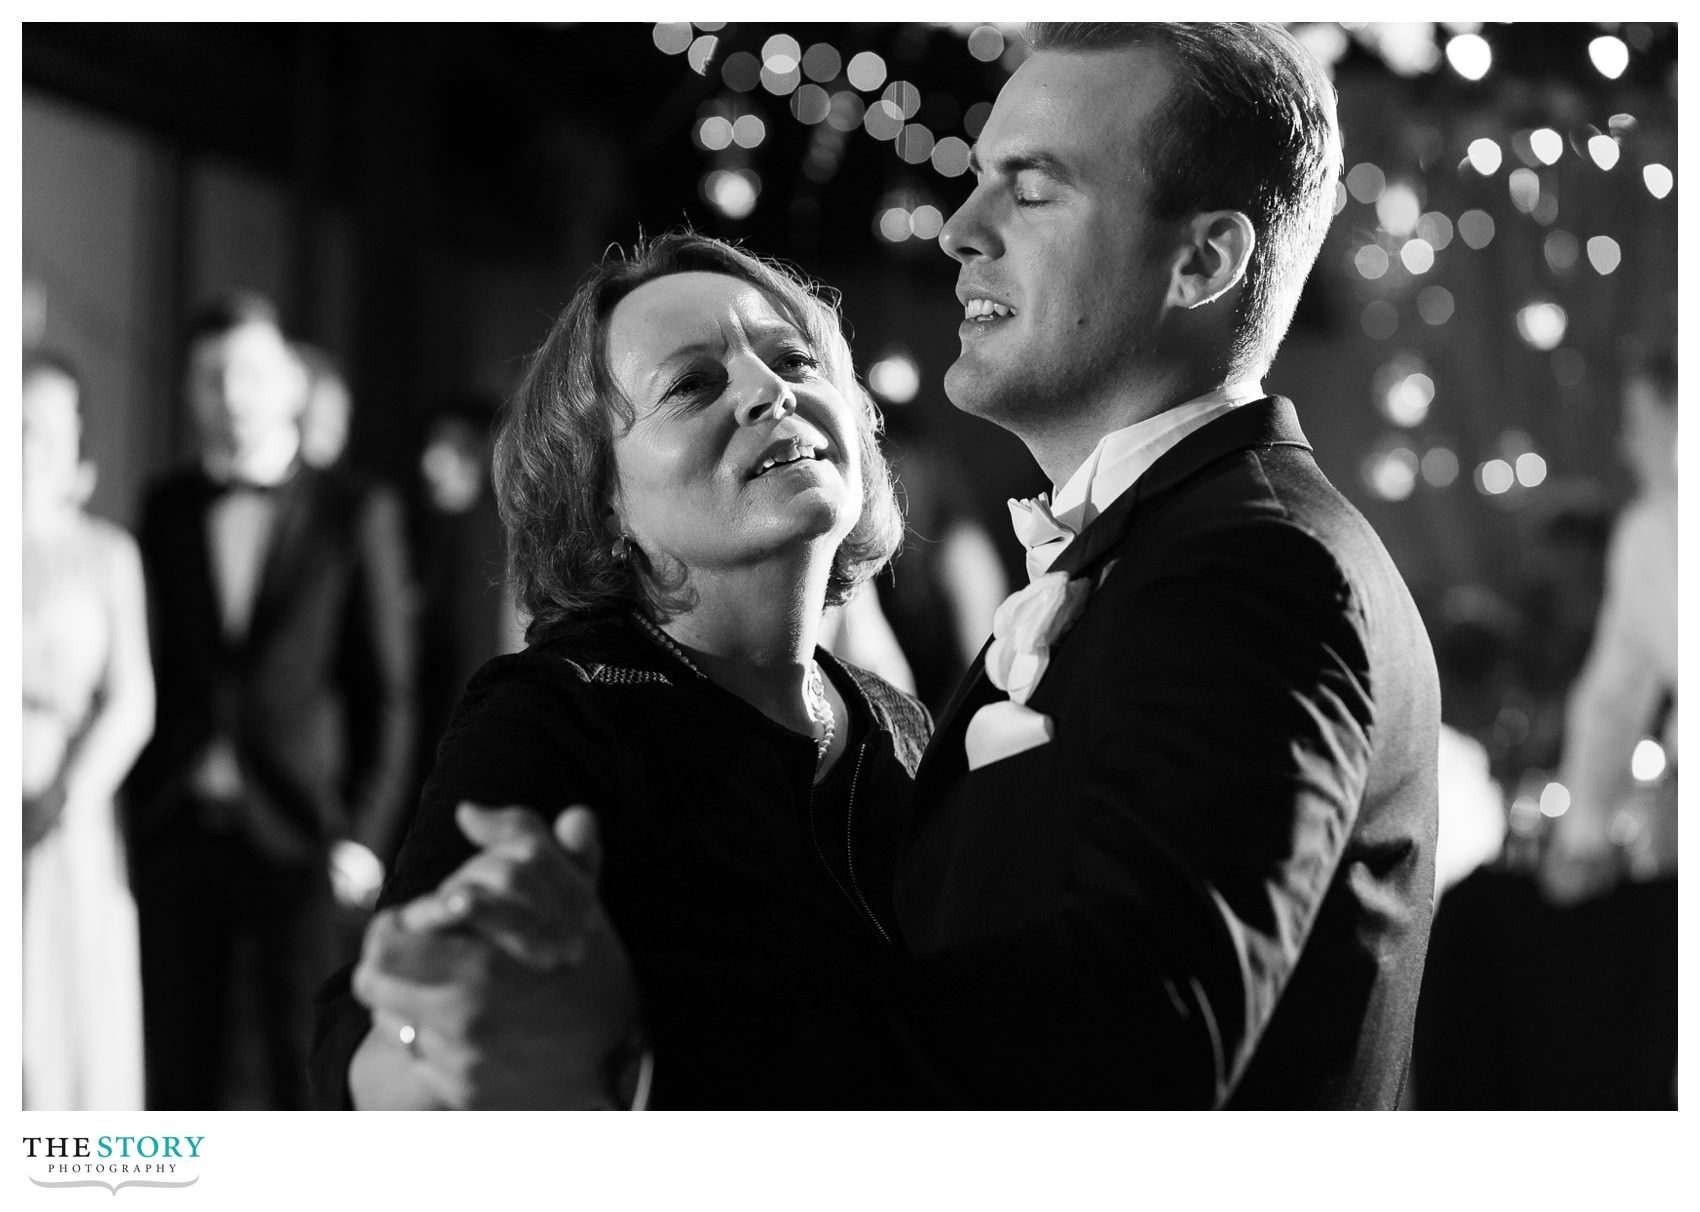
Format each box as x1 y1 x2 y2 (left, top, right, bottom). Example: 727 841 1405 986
22 351 155 1109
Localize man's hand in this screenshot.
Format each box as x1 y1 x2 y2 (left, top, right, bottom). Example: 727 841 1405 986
348 804 643 1109
330 839 385 911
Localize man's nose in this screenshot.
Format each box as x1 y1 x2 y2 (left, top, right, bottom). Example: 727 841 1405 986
731 357 797 426
939 187 1001 264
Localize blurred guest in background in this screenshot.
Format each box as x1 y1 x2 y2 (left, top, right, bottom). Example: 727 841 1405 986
126 293 417 1108
23 350 155 1110
1543 342 1678 903
296 342 354 472
413 392 525 777
1426 586 1516 899
871 405 1010 714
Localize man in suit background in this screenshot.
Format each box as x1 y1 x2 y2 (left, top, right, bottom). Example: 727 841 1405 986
128 293 417 1108
339 22 1438 1109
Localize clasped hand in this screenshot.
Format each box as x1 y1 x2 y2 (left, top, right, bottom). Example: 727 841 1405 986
349 803 641 1109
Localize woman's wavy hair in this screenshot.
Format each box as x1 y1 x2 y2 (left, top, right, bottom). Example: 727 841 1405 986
494 230 904 640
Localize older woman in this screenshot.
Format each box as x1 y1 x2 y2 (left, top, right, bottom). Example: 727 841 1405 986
311 232 927 1108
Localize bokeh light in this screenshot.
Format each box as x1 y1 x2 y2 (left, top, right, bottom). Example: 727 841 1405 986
1362 300 1399 340
802 43 842 82
1418 286 1455 326
1588 135 1621 170
1376 182 1422 236
731 114 766 150
1588 35 1630 79
1552 348 1586 387
1539 782 1571 818
722 51 761 92
761 61 801 97
847 51 887 92
826 91 865 133
1400 238 1435 274
931 135 971 177
1543 230 1578 272
761 34 801 73
964 101 993 138
652 23 693 55
1446 33 1492 81
1516 302 1568 351
1417 212 1454 251
863 99 904 141
1421 447 1460 488
883 81 922 120
1457 209 1495 249
868 352 922 403
967 25 1004 63
687 35 719 76
877 207 911 243
1515 451 1548 488
909 205 944 241
791 84 832 126
1632 739 1668 782
1643 164 1674 199
1587 235 1622 275
702 169 760 220
1354 244 1390 280
1465 138 1503 175
1347 162 1387 204
1476 459 1515 495
1508 168 1540 213
1364 446 1420 502
697 115 733 151
896 124 935 165
1530 127 1564 165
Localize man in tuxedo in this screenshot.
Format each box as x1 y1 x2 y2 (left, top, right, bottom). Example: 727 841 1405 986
129 294 417 1108
336 22 1438 1109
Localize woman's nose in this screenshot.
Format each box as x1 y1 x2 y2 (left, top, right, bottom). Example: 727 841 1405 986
939 186 1001 264
731 358 797 425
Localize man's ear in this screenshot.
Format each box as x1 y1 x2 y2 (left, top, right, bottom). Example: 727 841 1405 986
1166 210 1255 310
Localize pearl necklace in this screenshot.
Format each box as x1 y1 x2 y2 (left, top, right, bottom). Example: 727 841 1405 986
631 611 836 778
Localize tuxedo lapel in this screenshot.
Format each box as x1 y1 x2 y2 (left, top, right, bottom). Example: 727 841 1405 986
910 398 1311 811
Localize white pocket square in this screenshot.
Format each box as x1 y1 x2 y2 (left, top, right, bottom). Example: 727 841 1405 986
965 700 1054 771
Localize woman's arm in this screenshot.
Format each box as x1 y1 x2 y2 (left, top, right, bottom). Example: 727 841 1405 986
64 525 156 811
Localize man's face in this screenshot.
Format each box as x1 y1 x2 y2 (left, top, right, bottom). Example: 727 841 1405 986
186 320 306 461
940 46 1184 433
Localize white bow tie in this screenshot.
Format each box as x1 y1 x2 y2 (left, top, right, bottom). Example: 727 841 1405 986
1008 494 1078 581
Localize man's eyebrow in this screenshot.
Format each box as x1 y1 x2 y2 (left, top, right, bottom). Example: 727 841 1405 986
967 145 1074 184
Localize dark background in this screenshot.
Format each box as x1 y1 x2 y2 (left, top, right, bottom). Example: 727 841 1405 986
22 20 1680 610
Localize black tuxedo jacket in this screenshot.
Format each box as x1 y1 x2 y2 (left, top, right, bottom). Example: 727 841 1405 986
128 463 418 869
870 397 1440 1108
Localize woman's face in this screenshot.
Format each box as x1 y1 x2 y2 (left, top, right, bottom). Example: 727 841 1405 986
605 271 863 582
22 368 83 511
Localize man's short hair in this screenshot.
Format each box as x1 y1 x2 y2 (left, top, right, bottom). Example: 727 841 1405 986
1027 22 1343 376
183 290 283 351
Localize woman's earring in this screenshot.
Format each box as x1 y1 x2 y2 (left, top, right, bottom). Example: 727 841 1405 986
611 534 634 563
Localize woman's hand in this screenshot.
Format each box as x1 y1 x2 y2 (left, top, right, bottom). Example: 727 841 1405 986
348 805 644 1109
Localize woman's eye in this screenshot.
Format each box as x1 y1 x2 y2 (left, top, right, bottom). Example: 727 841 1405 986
775 350 822 378
663 373 715 403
